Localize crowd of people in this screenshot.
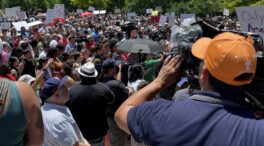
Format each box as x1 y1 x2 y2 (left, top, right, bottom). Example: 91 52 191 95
0 9 264 146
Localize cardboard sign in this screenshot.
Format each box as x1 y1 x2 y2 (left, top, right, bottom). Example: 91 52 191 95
236 6 264 40
223 8 230 16
146 9 152 14
0 22 11 30
159 15 167 26
17 11 27 20
12 21 29 31
180 14 195 22
88 6 95 11
76 9 83 14
54 4 65 18
46 9 54 23
151 11 159 16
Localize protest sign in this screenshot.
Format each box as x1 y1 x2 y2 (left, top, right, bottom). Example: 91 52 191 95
156 6 162 12
46 9 54 23
159 15 167 26
17 11 27 20
146 9 152 14
12 21 29 31
100 10 106 14
236 6 264 40
0 22 11 30
93 11 100 15
28 21 43 27
223 8 230 16
127 12 136 19
5 8 17 17
88 6 95 11
180 14 195 22
13 6 21 13
115 9 121 14
76 9 83 14
54 4 65 18
165 13 170 17
168 16 176 26
170 12 175 17
151 11 159 16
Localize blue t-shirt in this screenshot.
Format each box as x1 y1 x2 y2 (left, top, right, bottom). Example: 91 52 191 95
92 31 99 42
128 94 264 146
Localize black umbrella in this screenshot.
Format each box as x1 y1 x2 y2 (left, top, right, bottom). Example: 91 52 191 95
118 39 163 53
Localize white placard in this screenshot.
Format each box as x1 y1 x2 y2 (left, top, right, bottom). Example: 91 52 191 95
54 4 65 18
146 9 152 14
170 12 175 17
165 13 170 17
236 6 264 40
168 16 176 26
93 10 100 15
0 22 11 30
223 8 230 16
159 15 167 26
12 21 29 31
5 8 16 17
46 9 54 23
17 11 27 20
28 21 43 27
115 9 121 14
76 9 83 14
180 14 195 22
13 6 21 13
88 6 95 11
100 10 106 14
127 12 136 19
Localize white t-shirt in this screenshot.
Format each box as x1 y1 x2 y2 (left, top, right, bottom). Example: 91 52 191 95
42 103 84 146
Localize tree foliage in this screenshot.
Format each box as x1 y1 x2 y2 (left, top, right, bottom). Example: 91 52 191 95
0 0 264 15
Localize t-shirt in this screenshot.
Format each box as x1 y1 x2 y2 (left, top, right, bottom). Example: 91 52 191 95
42 103 84 146
128 93 264 146
142 59 160 82
67 82 114 141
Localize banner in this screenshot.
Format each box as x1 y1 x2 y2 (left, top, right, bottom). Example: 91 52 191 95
236 6 264 40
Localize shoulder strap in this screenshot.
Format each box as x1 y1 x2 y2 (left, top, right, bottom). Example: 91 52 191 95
0 79 10 113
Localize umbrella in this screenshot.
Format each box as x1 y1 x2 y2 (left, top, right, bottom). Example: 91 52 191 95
118 39 163 53
80 12 93 17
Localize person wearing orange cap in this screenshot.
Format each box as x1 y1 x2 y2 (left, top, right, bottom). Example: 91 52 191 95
115 32 263 146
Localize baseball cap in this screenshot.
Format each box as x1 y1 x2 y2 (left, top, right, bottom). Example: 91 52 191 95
41 76 68 100
102 59 121 70
18 75 36 85
191 32 257 86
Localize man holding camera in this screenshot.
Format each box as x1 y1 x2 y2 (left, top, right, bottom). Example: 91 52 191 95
115 32 264 146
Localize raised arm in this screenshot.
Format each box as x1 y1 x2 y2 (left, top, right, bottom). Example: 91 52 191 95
115 56 183 134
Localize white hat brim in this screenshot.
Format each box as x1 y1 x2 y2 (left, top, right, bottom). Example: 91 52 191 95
77 67 98 78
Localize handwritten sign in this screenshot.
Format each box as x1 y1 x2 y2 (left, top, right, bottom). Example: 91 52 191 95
54 4 65 18
236 6 264 40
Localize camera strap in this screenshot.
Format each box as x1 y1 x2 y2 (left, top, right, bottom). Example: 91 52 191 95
190 93 242 108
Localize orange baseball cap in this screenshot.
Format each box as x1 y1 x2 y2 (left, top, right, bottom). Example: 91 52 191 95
192 32 257 86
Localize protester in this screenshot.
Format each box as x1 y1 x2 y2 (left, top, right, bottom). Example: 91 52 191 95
41 76 90 146
0 78 43 145
115 32 263 146
67 62 114 146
